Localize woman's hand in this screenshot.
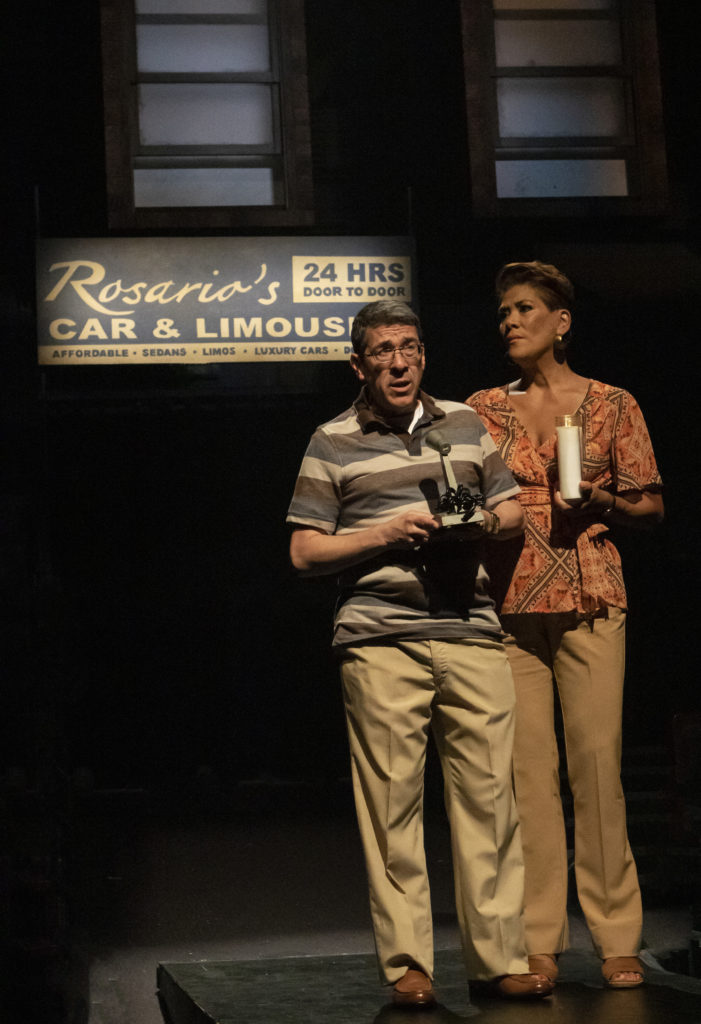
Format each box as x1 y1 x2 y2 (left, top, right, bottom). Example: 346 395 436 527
554 481 610 516
554 481 664 528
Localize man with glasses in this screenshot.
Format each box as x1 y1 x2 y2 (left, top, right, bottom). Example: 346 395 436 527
286 300 552 1006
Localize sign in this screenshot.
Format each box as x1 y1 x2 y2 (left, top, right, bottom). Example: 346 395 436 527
36 236 416 365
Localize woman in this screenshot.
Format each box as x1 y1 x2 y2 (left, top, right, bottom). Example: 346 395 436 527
467 261 663 989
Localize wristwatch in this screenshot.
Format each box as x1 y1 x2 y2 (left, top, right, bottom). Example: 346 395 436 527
483 509 501 535
601 494 618 518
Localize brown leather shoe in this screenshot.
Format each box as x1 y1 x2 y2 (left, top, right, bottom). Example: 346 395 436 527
471 972 554 1000
392 969 436 1007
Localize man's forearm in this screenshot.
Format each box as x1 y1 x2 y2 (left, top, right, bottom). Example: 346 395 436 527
290 525 389 576
485 497 525 540
290 510 441 576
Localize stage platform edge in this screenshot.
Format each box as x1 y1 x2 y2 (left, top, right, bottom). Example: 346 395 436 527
157 947 701 1024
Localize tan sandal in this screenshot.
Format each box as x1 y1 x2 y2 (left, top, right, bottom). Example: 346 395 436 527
528 955 559 983
602 956 644 989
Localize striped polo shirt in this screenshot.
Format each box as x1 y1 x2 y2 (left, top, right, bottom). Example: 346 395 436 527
287 389 520 646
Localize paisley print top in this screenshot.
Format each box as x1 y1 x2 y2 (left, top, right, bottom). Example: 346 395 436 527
467 380 663 615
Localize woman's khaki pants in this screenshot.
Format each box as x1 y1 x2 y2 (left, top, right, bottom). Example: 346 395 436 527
501 608 643 959
340 637 530 985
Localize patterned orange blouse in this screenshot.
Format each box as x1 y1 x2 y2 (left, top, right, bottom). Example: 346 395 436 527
467 380 663 615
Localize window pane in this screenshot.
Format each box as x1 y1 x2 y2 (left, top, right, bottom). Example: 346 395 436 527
497 78 626 137
494 1 615 9
134 167 276 206
496 158 628 197
139 84 274 146
136 0 267 13
136 24 270 73
495 19 621 67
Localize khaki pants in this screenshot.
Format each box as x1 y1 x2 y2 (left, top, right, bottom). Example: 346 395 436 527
502 608 642 959
340 637 529 984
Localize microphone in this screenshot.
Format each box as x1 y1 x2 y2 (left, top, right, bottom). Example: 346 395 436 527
426 428 483 528
425 430 452 457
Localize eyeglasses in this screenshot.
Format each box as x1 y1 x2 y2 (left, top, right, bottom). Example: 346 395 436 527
365 340 424 364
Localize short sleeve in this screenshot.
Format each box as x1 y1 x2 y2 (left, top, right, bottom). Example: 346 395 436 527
286 428 343 534
611 391 663 493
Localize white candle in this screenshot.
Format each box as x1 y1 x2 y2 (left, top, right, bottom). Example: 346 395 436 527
556 415 583 503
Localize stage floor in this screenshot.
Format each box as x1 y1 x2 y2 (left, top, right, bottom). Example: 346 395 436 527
157 948 701 1024
63 781 699 1024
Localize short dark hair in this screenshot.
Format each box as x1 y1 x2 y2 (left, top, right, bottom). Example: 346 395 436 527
350 299 422 355
495 261 575 313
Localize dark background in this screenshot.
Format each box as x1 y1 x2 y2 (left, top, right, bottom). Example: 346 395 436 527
1 0 698 796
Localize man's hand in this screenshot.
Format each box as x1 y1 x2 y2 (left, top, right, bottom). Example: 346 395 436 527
375 510 440 548
290 509 440 576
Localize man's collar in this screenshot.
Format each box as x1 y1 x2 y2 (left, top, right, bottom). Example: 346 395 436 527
353 386 445 433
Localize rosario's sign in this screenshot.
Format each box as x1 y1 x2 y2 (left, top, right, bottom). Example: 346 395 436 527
36 236 415 365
